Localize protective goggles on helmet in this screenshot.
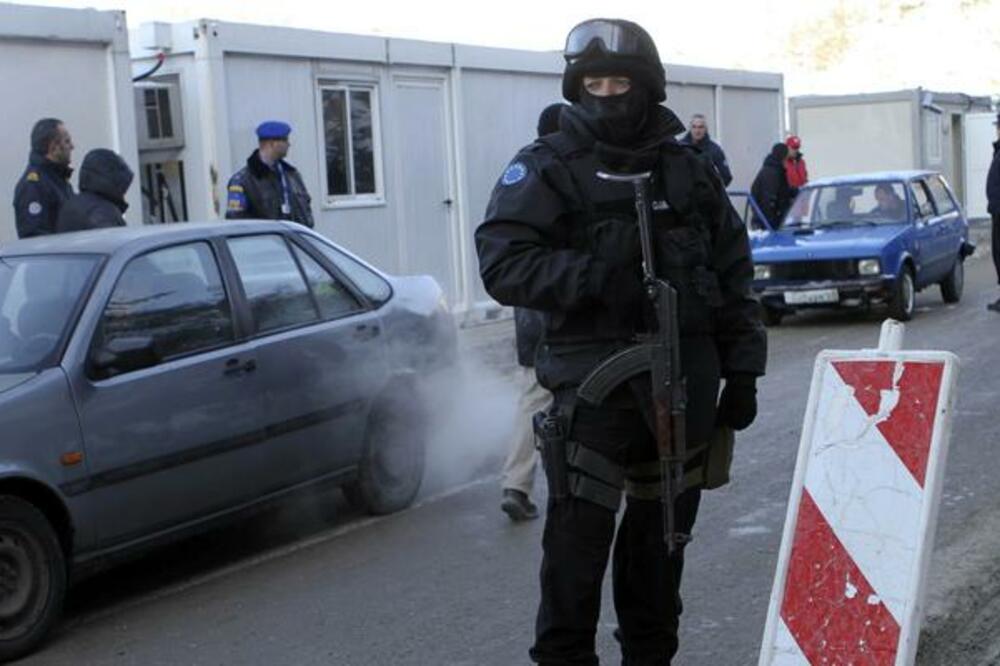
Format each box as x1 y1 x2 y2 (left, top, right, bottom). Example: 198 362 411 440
564 19 651 62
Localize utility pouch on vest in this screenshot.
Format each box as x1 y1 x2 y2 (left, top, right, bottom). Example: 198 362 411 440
534 408 570 501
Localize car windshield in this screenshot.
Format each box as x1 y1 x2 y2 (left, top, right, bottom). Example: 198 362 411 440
0 255 100 373
784 181 909 227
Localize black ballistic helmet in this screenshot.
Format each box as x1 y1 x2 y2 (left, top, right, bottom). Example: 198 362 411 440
562 18 666 103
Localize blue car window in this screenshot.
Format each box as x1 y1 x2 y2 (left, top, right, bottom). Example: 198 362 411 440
807 182 906 225
290 245 362 320
99 243 234 362
228 235 319 334
925 177 957 215
909 181 935 218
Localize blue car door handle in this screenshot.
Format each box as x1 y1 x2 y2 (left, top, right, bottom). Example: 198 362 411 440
223 357 257 376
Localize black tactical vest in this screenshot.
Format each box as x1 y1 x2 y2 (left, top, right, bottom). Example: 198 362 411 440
536 131 724 345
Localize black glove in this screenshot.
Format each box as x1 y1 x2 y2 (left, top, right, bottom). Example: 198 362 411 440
718 374 758 431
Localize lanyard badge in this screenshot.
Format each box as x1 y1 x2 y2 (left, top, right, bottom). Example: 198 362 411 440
277 163 292 216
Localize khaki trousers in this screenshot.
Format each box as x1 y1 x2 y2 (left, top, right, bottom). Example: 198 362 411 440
501 365 552 495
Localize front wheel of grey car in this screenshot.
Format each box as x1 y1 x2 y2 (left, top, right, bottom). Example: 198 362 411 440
0 496 66 662
888 267 916 321
940 257 964 304
344 390 427 515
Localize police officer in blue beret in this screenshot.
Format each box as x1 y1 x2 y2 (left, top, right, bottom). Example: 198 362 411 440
225 121 314 227
13 118 75 238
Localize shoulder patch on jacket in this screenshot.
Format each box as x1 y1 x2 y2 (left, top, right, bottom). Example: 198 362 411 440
501 161 529 186
227 186 247 212
26 171 40 182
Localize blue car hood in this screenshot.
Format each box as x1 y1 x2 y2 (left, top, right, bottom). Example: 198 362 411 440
750 223 908 262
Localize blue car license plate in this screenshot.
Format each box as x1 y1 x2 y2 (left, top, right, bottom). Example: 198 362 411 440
784 289 839 305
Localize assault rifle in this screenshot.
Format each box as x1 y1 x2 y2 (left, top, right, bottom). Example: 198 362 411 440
577 170 689 555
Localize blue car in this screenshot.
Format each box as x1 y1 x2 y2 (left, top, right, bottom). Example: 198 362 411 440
733 171 974 325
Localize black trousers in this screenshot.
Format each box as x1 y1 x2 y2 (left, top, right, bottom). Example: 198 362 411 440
530 397 702 666
992 214 1000 285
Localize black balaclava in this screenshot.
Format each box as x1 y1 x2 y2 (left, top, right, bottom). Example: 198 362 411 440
575 84 651 147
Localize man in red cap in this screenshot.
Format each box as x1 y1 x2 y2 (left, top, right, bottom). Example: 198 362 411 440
784 135 808 193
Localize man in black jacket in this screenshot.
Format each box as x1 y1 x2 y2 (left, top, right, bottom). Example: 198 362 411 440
476 18 766 666
56 149 133 232
680 113 733 186
225 121 314 227
987 113 1000 312
12 118 75 238
750 143 793 229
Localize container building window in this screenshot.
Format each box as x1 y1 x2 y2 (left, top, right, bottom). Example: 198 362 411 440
319 84 382 204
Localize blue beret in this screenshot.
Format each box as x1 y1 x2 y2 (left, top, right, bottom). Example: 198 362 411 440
256 121 291 140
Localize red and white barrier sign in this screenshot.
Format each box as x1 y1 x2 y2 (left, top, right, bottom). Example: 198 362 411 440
759 322 958 666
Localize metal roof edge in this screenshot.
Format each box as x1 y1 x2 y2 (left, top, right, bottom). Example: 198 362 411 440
130 19 783 86
0 3 124 44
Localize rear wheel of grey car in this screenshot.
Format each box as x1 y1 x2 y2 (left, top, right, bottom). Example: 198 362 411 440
940 257 964 304
344 391 427 515
0 496 66 662
888 267 916 321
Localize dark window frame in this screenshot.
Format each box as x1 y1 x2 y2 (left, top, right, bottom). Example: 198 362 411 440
316 81 384 207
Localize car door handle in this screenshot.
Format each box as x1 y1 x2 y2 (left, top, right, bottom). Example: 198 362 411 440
223 358 257 376
353 323 380 340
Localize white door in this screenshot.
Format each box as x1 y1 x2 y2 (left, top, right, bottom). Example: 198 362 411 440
391 76 457 304
964 112 995 219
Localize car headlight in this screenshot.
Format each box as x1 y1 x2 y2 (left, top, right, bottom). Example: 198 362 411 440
857 259 881 276
754 264 772 280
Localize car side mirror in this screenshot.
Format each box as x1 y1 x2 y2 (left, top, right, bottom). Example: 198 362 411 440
90 336 160 378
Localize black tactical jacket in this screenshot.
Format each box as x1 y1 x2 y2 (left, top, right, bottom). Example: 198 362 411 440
13 152 74 239
476 105 766 443
225 150 314 228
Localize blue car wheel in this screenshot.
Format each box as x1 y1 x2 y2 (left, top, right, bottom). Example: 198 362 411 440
940 258 964 304
889 267 915 321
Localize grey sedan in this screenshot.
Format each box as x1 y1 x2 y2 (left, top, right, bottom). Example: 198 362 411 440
0 221 457 660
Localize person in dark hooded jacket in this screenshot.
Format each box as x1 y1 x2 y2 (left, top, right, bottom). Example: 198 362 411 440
750 142 793 228
55 149 133 233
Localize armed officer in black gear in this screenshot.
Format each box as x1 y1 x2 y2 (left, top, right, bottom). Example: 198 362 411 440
475 18 766 666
